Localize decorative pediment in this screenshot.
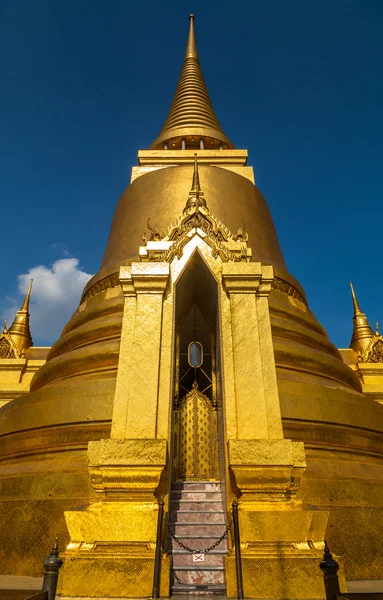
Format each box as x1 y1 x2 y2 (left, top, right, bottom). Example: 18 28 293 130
140 204 251 264
0 329 20 359
139 153 251 264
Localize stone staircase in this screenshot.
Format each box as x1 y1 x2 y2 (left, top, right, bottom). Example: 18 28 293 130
169 481 227 595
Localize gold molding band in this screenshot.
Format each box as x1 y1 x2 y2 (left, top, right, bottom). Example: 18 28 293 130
272 276 307 306
81 269 307 307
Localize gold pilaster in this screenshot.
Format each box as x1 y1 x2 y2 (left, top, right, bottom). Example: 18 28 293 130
60 264 171 598
222 262 283 439
111 263 169 439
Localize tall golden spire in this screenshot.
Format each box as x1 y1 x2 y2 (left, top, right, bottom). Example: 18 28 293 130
8 279 33 356
349 281 374 355
150 15 234 150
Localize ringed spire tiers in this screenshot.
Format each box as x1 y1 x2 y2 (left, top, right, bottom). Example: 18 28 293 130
150 15 234 151
349 281 374 355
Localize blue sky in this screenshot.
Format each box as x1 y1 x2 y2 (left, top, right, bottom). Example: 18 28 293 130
1 0 382 347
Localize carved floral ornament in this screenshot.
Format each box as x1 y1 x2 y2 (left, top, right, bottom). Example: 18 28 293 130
359 334 383 363
0 329 20 359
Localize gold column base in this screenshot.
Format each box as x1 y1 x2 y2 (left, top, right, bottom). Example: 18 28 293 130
59 438 170 598
59 546 170 598
227 439 340 599
228 439 306 501
226 548 345 599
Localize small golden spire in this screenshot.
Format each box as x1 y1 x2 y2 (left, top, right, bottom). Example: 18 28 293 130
350 281 362 315
8 279 33 356
376 321 380 336
190 153 203 196
185 154 206 211
349 281 374 355
150 15 234 150
21 278 33 311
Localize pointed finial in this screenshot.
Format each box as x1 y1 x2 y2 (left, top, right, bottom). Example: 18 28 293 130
21 279 33 312
190 153 203 196
323 540 332 560
8 279 34 355
350 281 362 315
376 321 380 336
184 154 206 211
185 14 198 59
43 537 63 586
320 540 341 597
150 15 233 150
349 281 374 355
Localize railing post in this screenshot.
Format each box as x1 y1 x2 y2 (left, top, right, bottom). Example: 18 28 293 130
42 538 63 600
232 500 244 600
320 541 341 600
152 497 165 599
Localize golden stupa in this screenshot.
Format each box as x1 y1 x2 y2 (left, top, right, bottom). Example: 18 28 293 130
0 15 383 600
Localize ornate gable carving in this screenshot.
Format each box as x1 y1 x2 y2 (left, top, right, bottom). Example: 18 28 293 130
140 204 252 264
140 154 251 264
0 337 15 359
0 329 19 359
360 333 383 363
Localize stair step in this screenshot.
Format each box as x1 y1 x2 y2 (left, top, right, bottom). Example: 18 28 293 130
172 482 222 492
169 524 225 529
169 512 225 523
171 500 224 510
172 550 226 556
170 508 225 515
170 540 228 552
172 583 226 592
170 525 228 537
172 498 221 502
174 566 224 571
173 555 224 567
172 480 222 484
172 583 226 595
172 492 223 501
171 534 224 539
173 571 225 585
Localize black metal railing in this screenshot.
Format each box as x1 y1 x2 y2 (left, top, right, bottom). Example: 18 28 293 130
318 542 381 600
320 541 343 600
26 539 62 600
26 593 48 600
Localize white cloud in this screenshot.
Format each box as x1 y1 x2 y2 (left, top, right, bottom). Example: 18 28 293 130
4 258 93 346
